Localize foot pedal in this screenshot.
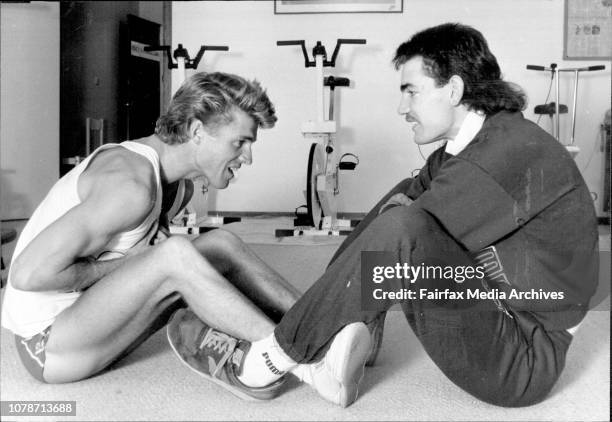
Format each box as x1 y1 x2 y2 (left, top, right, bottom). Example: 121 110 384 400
294 215 312 227
338 153 359 170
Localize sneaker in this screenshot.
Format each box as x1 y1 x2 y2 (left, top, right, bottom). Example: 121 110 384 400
365 312 386 366
293 322 371 407
166 308 286 401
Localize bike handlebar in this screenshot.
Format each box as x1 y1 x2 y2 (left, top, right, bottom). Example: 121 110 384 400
203 46 229 51
329 39 366 66
526 63 606 72
277 40 310 67
337 39 367 45
277 40 303 46
526 65 546 71
144 44 229 69
191 45 229 69
277 39 366 67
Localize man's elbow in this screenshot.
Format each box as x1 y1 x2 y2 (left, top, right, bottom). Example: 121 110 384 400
10 257 50 291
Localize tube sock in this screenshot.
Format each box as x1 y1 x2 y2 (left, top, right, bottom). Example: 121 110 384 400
237 333 297 387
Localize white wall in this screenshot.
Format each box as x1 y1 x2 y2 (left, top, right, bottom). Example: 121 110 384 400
173 0 611 214
1 2 60 219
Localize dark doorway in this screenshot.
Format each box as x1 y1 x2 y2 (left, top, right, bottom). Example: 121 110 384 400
120 14 161 140
59 2 163 176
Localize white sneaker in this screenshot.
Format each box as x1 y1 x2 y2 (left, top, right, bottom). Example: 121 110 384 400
292 322 372 407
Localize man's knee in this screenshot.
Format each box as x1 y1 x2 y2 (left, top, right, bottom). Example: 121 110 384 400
372 205 438 241
192 228 245 256
157 234 192 255
201 228 243 249
43 351 105 384
153 235 203 273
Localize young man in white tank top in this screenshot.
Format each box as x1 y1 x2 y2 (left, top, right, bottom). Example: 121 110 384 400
3 72 350 400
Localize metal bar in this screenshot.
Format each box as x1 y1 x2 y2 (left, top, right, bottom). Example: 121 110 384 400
85 117 91 156
554 67 560 141
570 70 579 145
315 55 324 122
99 118 105 148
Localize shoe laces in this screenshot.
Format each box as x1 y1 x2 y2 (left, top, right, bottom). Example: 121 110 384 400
199 329 238 377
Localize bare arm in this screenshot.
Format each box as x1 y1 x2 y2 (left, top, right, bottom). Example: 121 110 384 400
11 151 156 292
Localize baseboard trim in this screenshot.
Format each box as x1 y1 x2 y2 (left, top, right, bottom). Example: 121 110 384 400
208 211 367 220
210 211 609 226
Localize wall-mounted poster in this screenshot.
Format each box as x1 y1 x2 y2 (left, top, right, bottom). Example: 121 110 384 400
564 0 612 59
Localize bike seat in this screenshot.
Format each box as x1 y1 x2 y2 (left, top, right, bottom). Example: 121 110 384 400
324 76 350 88
534 102 568 115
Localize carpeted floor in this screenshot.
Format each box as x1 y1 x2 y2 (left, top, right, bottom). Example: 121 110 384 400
1 218 610 421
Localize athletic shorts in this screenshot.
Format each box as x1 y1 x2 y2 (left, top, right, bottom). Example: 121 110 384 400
14 326 51 383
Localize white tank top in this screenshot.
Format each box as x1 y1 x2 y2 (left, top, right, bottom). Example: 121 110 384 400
1 142 162 338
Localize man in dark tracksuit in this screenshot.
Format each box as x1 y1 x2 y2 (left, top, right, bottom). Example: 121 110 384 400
275 110 598 407
269 23 599 407
169 23 599 408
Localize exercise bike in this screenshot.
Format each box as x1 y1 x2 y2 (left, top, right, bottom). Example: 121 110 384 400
144 42 236 233
526 62 605 158
276 39 366 236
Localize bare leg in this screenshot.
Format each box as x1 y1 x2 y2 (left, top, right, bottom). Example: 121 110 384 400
192 229 301 321
43 236 277 383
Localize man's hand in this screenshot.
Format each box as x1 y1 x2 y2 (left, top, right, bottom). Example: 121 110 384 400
378 193 413 214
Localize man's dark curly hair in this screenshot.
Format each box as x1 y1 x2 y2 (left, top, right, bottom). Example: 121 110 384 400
393 23 526 114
